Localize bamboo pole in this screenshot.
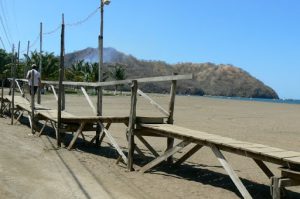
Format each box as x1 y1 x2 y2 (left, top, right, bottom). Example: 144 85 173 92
57 14 65 147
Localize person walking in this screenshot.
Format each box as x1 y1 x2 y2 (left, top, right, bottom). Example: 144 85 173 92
26 64 41 96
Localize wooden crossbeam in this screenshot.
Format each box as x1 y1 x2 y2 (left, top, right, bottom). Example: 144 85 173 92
139 140 190 173
98 122 128 164
37 119 48 137
175 144 203 166
253 159 274 178
136 134 159 157
81 87 97 114
210 144 252 199
50 85 58 101
67 122 86 150
137 89 169 117
15 80 24 96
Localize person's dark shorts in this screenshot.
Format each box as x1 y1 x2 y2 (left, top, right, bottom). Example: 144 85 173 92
29 86 38 95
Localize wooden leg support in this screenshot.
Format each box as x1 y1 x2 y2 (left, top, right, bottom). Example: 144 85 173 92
253 159 274 178
67 122 86 150
14 110 24 124
210 144 252 199
175 144 203 166
139 140 190 173
97 122 128 165
37 119 48 137
136 134 159 158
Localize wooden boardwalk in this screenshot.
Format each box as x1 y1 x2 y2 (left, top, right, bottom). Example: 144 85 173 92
2 74 300 199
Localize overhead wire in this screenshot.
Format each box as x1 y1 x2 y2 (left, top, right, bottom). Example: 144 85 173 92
0 36 6 50
0 11 12 47
66 7 99 27
18 6 100 54
0 0 12 43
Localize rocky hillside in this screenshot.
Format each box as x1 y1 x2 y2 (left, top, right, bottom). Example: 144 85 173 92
65 47 279 99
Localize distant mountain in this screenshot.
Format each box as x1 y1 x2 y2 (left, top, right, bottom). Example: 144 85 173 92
65 47 279 99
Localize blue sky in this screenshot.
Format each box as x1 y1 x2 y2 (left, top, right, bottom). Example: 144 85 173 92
0 0 300 99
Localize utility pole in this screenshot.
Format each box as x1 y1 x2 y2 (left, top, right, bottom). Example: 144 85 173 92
38 22 42 104
57 14 65 147
97 1 104 118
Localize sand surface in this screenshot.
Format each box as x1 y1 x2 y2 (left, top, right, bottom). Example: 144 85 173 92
1 92 300 199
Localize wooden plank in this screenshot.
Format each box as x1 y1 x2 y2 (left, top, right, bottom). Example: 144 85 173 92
175 144 203 165
283 156 300 165
81 87 97 114
137 89 169 117
245 147 285 154
67 122 86 150
263 151 300 159
210 144 252 199
253 159 274 178
136 134 160 157
140 140 190 173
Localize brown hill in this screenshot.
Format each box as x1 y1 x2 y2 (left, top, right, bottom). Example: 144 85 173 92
65 47 279 99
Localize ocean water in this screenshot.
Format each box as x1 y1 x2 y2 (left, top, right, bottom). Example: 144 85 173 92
205 96 300 105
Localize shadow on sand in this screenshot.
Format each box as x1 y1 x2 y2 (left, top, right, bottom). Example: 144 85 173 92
18 117 300 199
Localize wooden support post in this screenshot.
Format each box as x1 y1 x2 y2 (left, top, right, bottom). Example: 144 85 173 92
57 14 65 147
30 68 35 134
210 144 252 199
253 159 274 179
127 80 138 171
140 140 190 173
96 87 103 146
167 77 177 163
175 144 203 166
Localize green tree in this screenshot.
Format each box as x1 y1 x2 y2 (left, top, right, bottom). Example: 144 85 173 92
24 51 59 80
109 64 126 94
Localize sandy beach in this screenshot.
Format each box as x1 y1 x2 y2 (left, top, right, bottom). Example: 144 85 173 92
1 92 300 199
